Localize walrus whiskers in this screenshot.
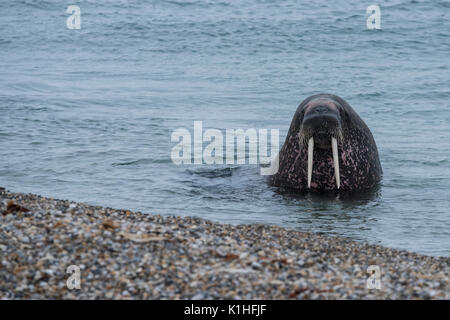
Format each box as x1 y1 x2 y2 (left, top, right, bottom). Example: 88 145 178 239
331 137 340 189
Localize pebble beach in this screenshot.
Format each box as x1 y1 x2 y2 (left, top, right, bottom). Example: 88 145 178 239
0 187 448 300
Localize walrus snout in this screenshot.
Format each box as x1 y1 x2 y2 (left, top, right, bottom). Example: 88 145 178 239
299 111 343 149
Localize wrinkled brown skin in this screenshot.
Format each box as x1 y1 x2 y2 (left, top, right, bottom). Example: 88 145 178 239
270 93 382 193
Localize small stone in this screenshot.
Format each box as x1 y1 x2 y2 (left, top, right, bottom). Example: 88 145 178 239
191 293 205 300
19 236 30 243
105 292 114 299
239 252 249 260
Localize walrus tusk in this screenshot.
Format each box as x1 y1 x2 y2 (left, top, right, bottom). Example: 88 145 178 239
331 137 340 189
307 137 314 188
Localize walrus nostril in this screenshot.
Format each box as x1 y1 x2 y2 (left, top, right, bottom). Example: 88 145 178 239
314 106 328 113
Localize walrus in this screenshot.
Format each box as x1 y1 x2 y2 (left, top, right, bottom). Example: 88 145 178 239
270 93 382 193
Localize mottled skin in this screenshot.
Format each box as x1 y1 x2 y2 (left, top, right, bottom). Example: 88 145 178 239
270 94 382 193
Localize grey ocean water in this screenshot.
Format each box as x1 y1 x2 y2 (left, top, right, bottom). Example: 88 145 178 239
1 0 449 256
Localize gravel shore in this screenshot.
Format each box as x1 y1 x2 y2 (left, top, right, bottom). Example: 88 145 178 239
0 187 448 299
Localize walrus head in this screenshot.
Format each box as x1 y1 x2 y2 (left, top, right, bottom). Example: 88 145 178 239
298 98 345 189
270 93 382 193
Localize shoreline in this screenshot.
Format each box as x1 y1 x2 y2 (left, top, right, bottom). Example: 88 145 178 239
0 187 448 299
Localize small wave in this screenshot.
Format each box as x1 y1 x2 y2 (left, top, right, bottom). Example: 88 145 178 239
0 39 12 45
163 0 231 8
11 0 55 10
186 166 240 178
112 158 171 166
